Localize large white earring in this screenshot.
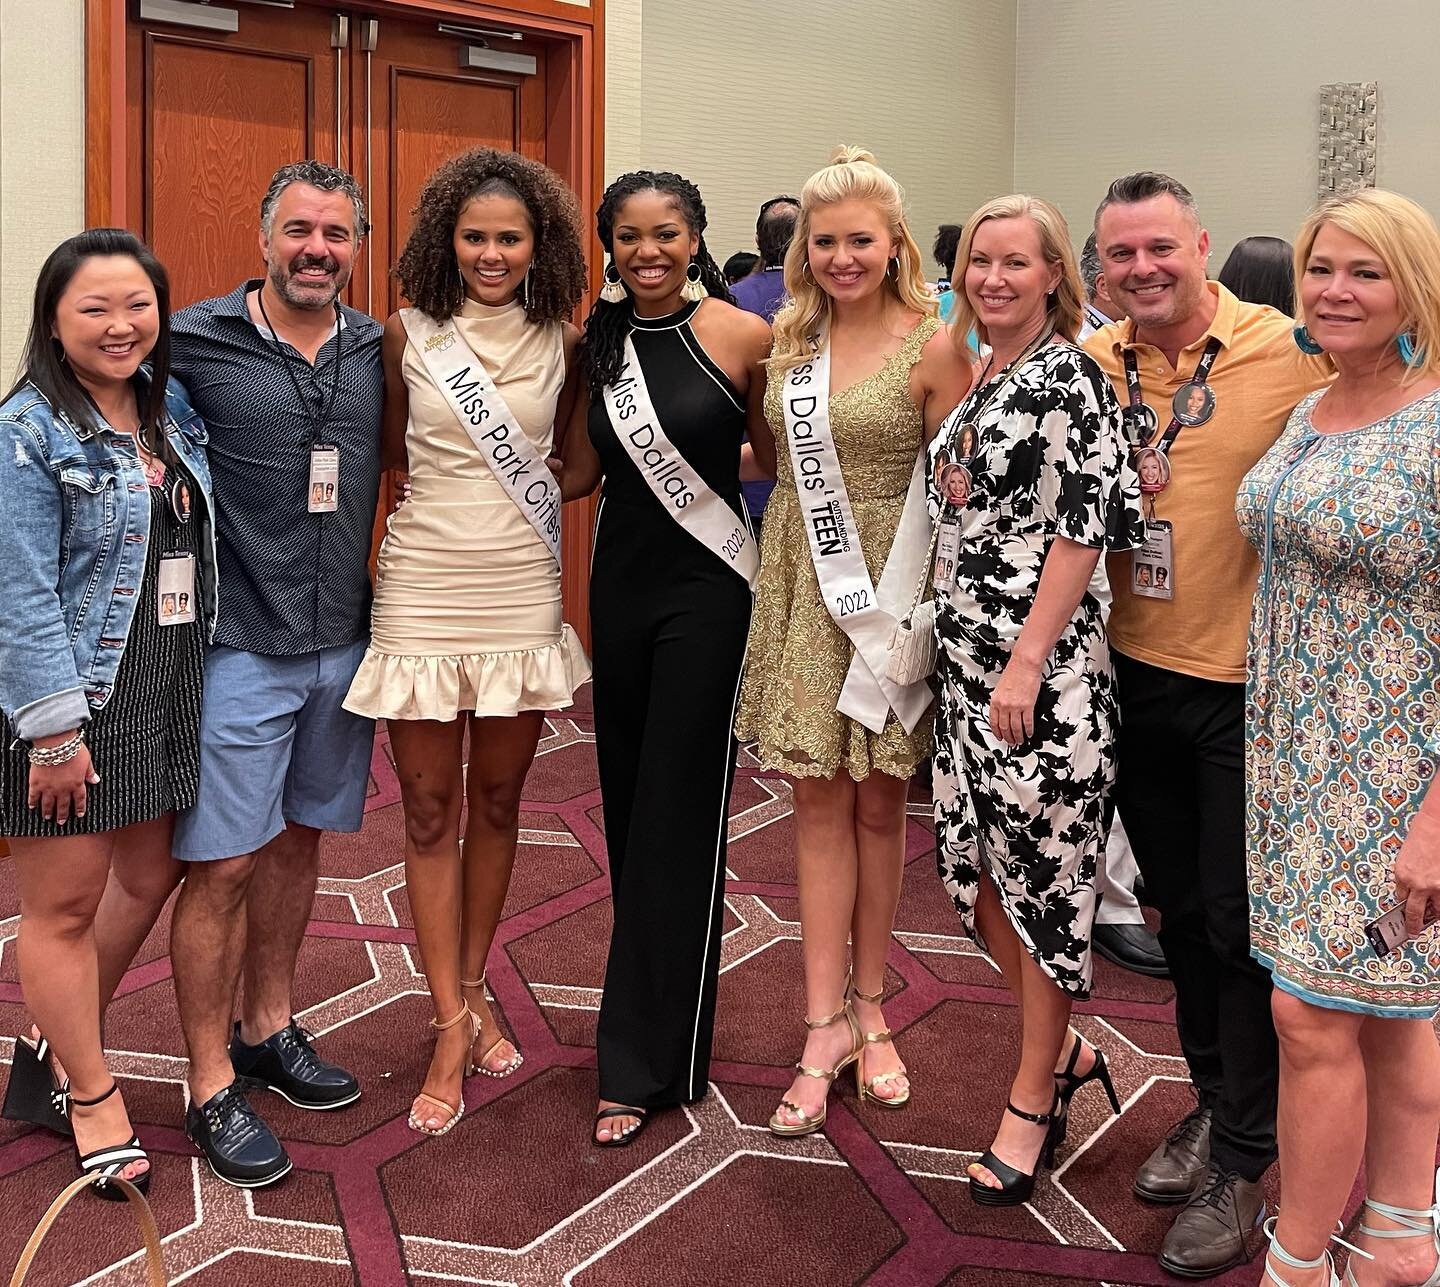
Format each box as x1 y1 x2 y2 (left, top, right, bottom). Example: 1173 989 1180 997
599 262 626 304
680 262 707 302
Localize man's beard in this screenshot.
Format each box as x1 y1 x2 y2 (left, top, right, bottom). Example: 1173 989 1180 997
268 253 348 310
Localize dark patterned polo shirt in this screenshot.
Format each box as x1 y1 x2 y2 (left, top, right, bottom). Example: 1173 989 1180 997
171 281 384 656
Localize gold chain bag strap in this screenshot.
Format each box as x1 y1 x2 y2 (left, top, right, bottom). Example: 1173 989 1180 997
10 1175 167 1287
885 330 1055 688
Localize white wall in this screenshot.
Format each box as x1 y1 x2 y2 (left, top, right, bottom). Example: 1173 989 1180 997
605 0 1017 276
1012 0 1440 262
0 0 86 378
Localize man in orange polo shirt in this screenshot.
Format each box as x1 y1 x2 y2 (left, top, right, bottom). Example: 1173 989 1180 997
1084 172 1329 1279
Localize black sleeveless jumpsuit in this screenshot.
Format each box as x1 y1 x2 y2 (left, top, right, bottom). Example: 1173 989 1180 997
587 299 753 1109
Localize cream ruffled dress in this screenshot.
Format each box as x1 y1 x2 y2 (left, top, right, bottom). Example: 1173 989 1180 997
344 297 590 722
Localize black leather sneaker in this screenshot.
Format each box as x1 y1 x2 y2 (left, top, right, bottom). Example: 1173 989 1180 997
230 1019 360 1111
185 1082 291 1188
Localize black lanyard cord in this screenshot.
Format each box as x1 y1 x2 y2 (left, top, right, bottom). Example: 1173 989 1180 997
1122 334 1222 457
254 288 344 444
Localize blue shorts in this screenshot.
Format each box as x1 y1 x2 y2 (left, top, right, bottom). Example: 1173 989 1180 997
173 641 375 862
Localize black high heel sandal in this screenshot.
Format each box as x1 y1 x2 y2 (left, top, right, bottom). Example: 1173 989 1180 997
66 1082 151 1201
968 1091 1059 1208
1049 1032 1121 1153
2 1033 73 1137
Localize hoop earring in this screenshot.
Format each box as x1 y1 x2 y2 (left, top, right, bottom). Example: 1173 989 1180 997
1292 324 1325 355
600 261 626 304
1398 332 1422 365
887 258 899 280
518 264 533 307
801 261 815 285
680 261 707 303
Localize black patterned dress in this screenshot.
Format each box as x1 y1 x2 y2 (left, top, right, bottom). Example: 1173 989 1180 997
929 343 1142 997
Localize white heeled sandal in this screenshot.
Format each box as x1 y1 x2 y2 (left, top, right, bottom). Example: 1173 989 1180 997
1263 1217 1370 1287
1342 1169 1440 1287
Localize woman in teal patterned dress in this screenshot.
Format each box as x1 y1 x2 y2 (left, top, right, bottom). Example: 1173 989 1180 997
1237 189 1440 1287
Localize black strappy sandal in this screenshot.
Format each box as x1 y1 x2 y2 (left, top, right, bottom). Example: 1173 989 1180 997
2 1032 72 1136
593 1105 648 1149
67 1082 151 1200
968 1091 1060 1207
1049 1031 1122 1152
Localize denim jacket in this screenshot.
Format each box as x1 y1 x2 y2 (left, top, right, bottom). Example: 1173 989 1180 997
0 376 217 742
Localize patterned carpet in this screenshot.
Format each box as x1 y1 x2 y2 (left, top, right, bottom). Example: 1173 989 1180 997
0 685 1310 1286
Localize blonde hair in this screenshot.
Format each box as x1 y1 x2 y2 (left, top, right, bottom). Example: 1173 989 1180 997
769 146 935 371
1294 188 1440 384
948 195 1084 356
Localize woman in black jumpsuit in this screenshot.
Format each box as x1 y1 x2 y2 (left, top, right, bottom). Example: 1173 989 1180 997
557 171 772 1145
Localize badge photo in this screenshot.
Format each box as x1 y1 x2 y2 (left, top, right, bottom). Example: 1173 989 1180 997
954 421 980 464
938 463 971 509
170 477 193 524
1135 446 1171 495
1122 403 1159 447
1172 382 1215 428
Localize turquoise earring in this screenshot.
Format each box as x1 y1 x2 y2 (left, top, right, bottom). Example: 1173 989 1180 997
1398 333 1421 365
1293 325 1325 355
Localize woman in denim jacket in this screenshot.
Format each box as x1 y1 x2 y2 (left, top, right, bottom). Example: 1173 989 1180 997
0 229 216 1200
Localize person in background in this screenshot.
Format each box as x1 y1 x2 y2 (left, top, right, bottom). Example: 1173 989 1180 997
933 222 963 322
168 160 382 1188
1239 189 1440 1287
0 230 215 1199
1217 235 1295 317
343 147 591 1137
739 147 971 1138
1077 242 1167 979
931 195 1142 1206
724 251 760 285
732 195 799 324
1085 171 1330 1278
733 195 800 537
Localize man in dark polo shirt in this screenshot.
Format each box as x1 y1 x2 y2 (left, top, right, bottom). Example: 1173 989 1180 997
169 160 384 1187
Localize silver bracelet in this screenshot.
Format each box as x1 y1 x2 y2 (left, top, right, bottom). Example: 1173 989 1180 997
28 732 85 767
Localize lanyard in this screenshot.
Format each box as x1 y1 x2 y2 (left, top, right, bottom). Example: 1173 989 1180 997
945 328 1055 461
254 289 344 444
1122 334 1222 457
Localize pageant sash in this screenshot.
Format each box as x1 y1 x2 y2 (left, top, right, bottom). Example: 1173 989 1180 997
782 336 932 734
400 308 562 564
601 334 759 589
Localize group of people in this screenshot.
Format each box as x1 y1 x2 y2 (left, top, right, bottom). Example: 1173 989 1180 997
0 141 1437 1287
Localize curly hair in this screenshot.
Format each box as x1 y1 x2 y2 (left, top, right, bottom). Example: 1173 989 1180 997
394 147 587 324
578 171 732 399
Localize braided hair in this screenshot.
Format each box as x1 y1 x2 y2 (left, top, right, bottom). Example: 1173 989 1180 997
578 171 732 399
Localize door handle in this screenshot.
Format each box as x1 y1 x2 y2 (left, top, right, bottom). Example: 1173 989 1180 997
330 13 350 168
360 17 378 316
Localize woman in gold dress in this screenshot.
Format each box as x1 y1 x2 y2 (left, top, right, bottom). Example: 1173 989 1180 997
739 147 971 1134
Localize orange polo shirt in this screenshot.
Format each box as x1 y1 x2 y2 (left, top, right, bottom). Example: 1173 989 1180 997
1083 282 1330 683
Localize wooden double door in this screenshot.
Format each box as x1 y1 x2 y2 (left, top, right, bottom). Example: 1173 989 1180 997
122 0 595 636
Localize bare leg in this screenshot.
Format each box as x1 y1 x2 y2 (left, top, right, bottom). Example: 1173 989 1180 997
239 823 322 1045
1264 992 1367 1282
389 718 471 1132
171 851 257 1104
11 833 147 1181
849 771 910 1101
93 814 183 1008
771 774 860 1130
462 710 542 1074
968 878 1073 1189
1349 1015 1440 1287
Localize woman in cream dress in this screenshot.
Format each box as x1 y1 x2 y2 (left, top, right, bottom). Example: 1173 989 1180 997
344 149 589 1135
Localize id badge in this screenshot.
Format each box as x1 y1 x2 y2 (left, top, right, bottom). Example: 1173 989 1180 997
308 445 340 513
1131 520 1174 601
933 520 960 592
157 552 197 626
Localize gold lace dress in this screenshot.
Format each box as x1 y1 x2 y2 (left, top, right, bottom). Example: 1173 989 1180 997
736 317 939 781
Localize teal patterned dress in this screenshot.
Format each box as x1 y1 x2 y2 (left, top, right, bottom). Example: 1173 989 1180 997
1236 387 1440 1018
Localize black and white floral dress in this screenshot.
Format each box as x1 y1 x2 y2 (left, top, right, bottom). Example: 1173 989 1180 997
929 342 1142 997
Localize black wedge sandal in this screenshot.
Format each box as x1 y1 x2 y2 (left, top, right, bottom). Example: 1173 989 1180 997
2 1033 72 1137
968 1091 1060 1208
67 1082 151 1201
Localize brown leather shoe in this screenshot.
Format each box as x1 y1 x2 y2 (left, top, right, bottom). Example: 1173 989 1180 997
1133 1107 1211 1203
1157 1163 1267 1279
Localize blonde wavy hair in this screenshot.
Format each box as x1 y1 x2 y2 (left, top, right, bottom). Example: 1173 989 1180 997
948 195 1084 356
769 146 935 371
1294 188 1440 385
